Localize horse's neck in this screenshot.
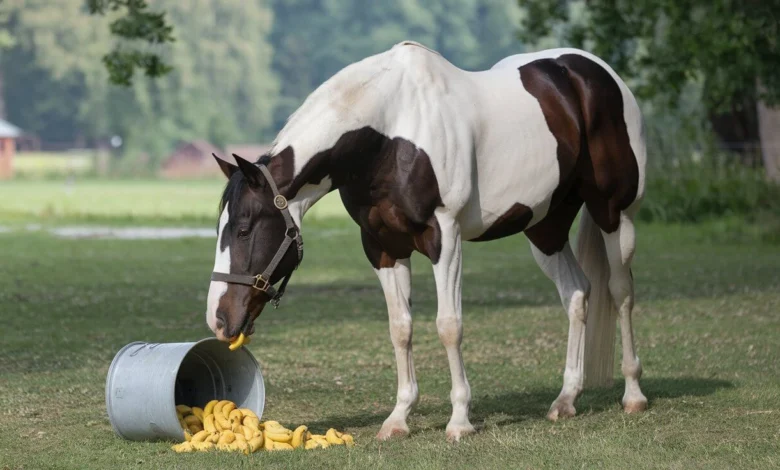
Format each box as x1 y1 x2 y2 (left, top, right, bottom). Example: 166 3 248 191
268 44 468 228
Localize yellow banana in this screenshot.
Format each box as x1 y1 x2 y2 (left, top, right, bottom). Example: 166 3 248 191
192 441 214 452
231 420 242 434
232 439 248 452
272 442 294 451
214 399 232 416
243 417 261 431
241 426 254 441
264 433 275 451
342 434 355 446
183 430 192 442
305 440 319 450
248 436 263 453
188 424 203 435
263 420 281 428
203 415 217 433
208 432 220 444
229 332 246 351
184 414 201 426
216 443 231 452
325 428 344 445
291 425 308 448
239 408 258 420
191 430 210 443
221 402 237 419
217 430 236 445
171 442 194 453
313 437 330 448
265 430 293 443
203 399 219 417
228 409 243 423
176 405 192 415
215 414 231 431
191 407 204 421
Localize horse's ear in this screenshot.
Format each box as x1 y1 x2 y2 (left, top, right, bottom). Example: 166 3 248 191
212 153 239 179
233 154 265 188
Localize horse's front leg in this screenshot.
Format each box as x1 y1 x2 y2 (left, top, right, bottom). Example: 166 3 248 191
362 233 418 440
431 215 475 441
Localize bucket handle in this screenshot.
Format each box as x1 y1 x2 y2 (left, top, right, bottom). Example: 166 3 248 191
128 343 160 356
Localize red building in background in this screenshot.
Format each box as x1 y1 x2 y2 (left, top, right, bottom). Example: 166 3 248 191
0 119 22 180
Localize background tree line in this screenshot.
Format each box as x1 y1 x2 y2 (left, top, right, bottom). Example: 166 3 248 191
0 0 521 171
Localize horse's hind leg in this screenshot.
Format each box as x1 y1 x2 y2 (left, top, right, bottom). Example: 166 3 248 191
530 241 591 420
601 210 648 412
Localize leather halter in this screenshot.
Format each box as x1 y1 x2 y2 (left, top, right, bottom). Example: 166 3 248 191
210 161 303 308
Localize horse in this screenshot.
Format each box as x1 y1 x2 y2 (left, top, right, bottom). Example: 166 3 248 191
205 40 648 441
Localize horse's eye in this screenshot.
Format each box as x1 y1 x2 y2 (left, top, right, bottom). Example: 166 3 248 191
237 228 251 239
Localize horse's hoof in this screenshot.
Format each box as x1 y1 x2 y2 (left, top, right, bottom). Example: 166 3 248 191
376 422 409 441
547 398 576 421
623 397 648 414
445 423 476 442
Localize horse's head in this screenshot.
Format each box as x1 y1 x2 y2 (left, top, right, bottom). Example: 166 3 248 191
206 154 302 343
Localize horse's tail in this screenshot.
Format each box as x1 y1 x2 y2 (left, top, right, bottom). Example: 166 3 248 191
577 207 616 388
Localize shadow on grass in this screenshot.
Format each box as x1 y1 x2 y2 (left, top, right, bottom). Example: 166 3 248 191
305 377 734 432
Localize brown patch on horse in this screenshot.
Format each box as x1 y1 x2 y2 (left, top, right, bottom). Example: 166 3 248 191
519 59 583 210
556 54 639 233
471 203 533 242
515 54 640 255
275 126 444 266
524 191 583 256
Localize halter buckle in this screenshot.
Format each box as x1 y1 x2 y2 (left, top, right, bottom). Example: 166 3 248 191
253 274 270 292
273 194 288 210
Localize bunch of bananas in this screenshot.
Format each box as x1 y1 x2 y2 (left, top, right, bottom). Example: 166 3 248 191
171 400 354 454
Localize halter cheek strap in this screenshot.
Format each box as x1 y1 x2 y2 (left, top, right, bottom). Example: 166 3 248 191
210 162 303 308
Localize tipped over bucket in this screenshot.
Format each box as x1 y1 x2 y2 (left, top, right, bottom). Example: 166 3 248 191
105 338 264 441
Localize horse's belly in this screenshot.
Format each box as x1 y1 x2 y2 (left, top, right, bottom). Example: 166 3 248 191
457 78 564 241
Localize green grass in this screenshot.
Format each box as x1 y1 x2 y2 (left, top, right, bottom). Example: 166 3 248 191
0 179 349 225
0 201 778 469
13 151 94 177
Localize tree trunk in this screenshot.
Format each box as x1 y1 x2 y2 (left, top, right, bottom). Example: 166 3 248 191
0 66 5 120
756 99 780 182
708 96 761 167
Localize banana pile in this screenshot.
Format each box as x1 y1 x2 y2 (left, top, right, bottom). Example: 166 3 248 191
171 400 354 454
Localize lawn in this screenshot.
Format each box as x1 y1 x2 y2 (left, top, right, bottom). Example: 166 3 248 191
0 179 348 225
0 182 778 469
12 151 94 178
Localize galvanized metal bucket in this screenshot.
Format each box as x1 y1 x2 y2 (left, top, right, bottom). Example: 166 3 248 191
105 338 264 442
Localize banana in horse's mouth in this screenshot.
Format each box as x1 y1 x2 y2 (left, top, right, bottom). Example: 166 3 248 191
229 333 251 350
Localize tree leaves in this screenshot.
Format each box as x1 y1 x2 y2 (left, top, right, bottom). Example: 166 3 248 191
87 0 175 86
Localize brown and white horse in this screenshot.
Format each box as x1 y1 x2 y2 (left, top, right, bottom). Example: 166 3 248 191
206 41 648 441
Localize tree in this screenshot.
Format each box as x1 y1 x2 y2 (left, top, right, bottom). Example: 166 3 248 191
2 0 278 168
86 0 175 86
517 0 780 179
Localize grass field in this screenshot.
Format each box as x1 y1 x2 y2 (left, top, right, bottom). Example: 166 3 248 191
0 179 348 225
12 152 94 177
0 182 778 469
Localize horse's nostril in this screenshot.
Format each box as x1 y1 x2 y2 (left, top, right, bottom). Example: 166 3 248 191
216 310 227 330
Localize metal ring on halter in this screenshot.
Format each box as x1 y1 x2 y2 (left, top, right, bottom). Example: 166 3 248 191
273 195 288 210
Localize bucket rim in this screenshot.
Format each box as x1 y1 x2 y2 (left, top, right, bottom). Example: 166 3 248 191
190 338 265 418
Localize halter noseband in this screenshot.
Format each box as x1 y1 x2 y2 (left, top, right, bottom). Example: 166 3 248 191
210 161 303 308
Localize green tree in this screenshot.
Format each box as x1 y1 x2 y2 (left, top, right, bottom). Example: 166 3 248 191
516 0 780 179
1 0 278 170
86 0 175 86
